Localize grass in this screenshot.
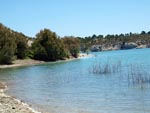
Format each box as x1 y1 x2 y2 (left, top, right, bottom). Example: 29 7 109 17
127 64 150 89
90 60 150 89
90 60 122 75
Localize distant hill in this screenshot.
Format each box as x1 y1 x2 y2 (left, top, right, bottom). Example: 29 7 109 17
79 31 150 52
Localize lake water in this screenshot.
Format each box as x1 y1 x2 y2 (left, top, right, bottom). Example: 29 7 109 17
0 48 150 113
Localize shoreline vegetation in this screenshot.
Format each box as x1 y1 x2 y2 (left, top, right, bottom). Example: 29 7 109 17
0 53 90 69
0 23 81 65
1 23 150 65
0 83 41 113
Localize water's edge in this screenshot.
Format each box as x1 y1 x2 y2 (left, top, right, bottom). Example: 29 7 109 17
0 82 41 113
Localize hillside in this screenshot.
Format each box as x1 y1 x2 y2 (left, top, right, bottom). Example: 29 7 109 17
79 32 150 52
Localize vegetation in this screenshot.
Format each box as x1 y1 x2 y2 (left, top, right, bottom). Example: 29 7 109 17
15 33 28 59
127 64 150 89
0 23 80 64
32 29 68 61
1 22 150 64
90 60 150 89
90 60 122 75
0 23 28 64
79 32 150 52
62 36 80 58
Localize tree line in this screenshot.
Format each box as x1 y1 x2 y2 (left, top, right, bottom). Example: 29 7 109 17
79 31 150 52
0 23 80 64
1 23 150 64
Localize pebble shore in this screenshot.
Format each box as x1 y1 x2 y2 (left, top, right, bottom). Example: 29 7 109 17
0 83 41 113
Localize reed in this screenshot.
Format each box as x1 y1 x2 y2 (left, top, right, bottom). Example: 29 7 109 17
127 64 150 88
90 60 122 75
90 60 150 89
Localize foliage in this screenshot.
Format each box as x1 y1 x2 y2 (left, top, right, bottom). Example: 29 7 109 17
15 33 28 59
0 24 16 64
62 36 80 58
2 22 150 64
78 31 150 52
90 61 122 75
32 29 68 61
0 23 81 64
0 23 29 64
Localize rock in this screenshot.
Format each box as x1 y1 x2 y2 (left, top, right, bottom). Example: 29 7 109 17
146 44 150 48
121 42 137 49
112 43 121 50
91 45 101 52
136 45 147 49
0 83 6 90
90 42 142 52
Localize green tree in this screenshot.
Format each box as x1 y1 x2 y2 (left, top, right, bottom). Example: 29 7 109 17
32 29 67 61
15 33 28 59
62 36 80 58
141 31 146 35
0 26 16 64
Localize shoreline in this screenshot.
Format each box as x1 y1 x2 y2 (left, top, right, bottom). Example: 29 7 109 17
0 53 92 113
0 59 46 69
0 83 41 113
0 53 92 69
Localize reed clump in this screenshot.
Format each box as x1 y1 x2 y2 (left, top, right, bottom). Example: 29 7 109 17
127 64 150 88
90 60 122 75
90 60 150 89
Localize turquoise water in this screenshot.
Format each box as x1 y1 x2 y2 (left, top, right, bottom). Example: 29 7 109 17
0 48 150 113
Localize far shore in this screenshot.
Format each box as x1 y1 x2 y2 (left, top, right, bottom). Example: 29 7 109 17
0 53 91 69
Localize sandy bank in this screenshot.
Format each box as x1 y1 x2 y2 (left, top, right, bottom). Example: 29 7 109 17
0 59 46 69
0 83 41 113
0 53 92 69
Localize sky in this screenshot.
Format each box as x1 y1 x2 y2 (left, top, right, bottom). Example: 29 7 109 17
0 0 150 37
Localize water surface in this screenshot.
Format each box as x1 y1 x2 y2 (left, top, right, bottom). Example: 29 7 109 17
0 48 150 113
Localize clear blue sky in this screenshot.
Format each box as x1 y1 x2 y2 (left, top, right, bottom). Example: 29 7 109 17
1 0 150 37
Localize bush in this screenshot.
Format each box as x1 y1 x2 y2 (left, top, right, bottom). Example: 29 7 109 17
32 29 68 61
62 36 80 58
0 23 29 64
16 38 28 59
0 35 16 64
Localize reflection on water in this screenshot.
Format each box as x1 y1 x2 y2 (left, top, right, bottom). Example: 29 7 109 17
0 48 150 113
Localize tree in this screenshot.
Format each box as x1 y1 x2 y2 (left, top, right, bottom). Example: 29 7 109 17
148 31 150 35
141 31 146 35
32 29 67 61
62 36 80 58
0 23 30 64
92 34 97 39
15 33 28 59
0 26 16 64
